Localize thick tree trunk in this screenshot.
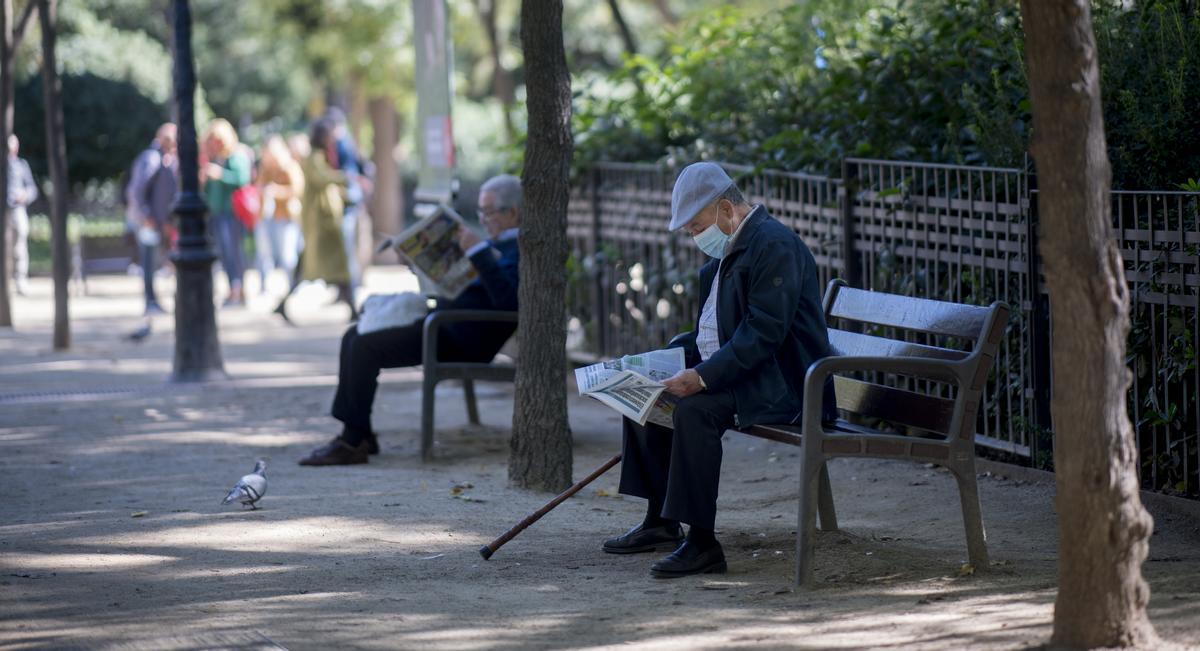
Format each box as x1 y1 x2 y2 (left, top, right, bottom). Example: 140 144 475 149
40 0 68 350
475 0 516 143
368 96 401 263
1019 1 1159 648
509 0 573 492
0 0 13 328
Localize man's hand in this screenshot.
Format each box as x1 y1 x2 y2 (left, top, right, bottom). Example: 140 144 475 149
205 162 224 181
662 369 705 398
457 224 483 252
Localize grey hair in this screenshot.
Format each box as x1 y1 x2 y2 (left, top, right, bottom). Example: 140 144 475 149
719 183 748 206
481 174 523 213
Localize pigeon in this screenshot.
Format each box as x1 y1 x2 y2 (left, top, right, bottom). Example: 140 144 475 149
126 321 152 343
222 459 267 510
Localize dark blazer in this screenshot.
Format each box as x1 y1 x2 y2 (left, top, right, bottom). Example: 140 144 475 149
437 236 520 361
673 206 836 426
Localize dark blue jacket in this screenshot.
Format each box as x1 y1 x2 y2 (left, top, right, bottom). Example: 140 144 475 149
674 206 836 426
439 236 519 361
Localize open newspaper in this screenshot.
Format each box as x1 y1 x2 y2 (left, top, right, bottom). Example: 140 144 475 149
575 348 684 428
384 204 477 298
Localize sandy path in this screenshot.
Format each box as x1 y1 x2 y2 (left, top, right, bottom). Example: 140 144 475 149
1 272 1198 650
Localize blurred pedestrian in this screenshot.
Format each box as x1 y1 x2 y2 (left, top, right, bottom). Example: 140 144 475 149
125 123 178 314
201 118 251 307
7 135 37 296
324 107 370 307
253 135 304 300
291 118 356 321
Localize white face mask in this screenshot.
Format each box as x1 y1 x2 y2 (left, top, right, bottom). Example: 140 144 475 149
693 208 732 259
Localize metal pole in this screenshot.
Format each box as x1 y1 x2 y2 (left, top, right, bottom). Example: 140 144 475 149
839 158 862 289
170 0 224 381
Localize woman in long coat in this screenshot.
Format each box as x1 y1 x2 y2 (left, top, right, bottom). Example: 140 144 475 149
288 118 357 320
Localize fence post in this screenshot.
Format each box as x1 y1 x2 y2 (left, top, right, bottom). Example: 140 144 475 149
589 166 607 358
840 158 862 288
1025 171 1054 467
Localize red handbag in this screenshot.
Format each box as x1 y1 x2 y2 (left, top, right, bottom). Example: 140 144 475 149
231 184 261 229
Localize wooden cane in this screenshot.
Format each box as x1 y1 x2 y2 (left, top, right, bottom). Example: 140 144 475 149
479 453 623 560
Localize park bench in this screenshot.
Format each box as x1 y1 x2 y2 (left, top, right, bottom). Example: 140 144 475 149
420 309 518 461
725 280 1009 587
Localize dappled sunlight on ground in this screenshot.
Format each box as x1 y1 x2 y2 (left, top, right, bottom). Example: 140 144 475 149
1 271 1198 649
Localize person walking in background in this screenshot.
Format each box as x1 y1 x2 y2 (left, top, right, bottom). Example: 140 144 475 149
253 135 304 304
7 135 37 296
125 123 178 314
324 107 369 309
289 118 356 322
201 118 251 307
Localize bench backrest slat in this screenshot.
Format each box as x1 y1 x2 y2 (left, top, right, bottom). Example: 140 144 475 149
833 376 957 434
829 286 991 339
828 329 968 362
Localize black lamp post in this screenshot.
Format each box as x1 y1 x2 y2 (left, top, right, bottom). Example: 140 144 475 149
170 0 224 381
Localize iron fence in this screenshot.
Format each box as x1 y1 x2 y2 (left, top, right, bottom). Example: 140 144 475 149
565 159 1200 498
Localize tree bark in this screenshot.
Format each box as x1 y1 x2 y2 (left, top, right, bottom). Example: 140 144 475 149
1019 1 1159 648
0 0 13 328
368 95 401 263
40 0 68 350
509 0 573 492
475 0 516 143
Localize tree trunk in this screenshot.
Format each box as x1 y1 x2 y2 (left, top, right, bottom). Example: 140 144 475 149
0 0 13 328
509 0 573 492
348 73 368 151
475 0 516 143
368 95 401 263
1019 1 1159 648
650 0 676 26
40 0 68 350
605 0 637 57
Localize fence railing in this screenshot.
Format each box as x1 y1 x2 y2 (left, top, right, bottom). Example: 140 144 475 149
565 159 1200 499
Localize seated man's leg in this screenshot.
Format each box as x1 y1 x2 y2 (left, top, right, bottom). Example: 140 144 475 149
603 418 684 554
651 390 736 577
302 323 424 465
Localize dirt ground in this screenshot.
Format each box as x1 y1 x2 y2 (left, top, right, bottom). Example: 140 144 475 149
2 269 1198 650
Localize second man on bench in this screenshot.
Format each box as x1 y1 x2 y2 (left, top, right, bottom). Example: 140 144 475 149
299 174 523 466
603 162 837 577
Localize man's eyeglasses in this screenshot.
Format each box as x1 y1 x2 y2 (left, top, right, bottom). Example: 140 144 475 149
478 205 508 219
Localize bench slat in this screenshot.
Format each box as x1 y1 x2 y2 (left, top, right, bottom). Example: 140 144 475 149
833 376 955 434
828 329 968 361
830 286 990 339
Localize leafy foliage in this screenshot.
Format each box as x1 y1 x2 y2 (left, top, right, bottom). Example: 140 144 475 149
575 0 1200 190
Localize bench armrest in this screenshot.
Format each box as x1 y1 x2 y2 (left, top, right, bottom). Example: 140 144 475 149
423 310 519 365
801 355 966 434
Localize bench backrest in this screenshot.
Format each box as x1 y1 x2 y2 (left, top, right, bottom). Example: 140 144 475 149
822 280 1009 439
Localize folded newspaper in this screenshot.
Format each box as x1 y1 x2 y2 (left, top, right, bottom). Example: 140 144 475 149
575 348 684 428
381 204 477 298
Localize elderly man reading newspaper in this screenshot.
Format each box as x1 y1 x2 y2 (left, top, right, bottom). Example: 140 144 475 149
597 163 837 578
298 174 523 466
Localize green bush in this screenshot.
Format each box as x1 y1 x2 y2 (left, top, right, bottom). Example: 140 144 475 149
575 0 1200 189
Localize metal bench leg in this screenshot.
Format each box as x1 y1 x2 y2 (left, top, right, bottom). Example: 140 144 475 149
463 379 480 425
953 459 990 568
421 374 437 462
817 461 838 532
795 450 823 588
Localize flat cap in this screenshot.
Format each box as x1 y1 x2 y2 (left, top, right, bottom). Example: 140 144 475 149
669 162 735 231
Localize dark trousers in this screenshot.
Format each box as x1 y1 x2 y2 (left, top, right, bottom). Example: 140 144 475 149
618 390 737 531
139 242 159 308
329 321 487 434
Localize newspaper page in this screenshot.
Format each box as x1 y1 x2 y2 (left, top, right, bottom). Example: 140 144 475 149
575 348 684 427
389 204 478 298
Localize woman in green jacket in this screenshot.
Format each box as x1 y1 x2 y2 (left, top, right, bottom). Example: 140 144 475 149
201 118 252 306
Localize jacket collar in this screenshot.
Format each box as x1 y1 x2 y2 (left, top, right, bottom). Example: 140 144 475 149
724 204 768 259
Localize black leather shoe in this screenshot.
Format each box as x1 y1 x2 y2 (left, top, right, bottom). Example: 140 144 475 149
298 439 369 466
602 522 684 554
650 540 727 578
364 432 380 455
